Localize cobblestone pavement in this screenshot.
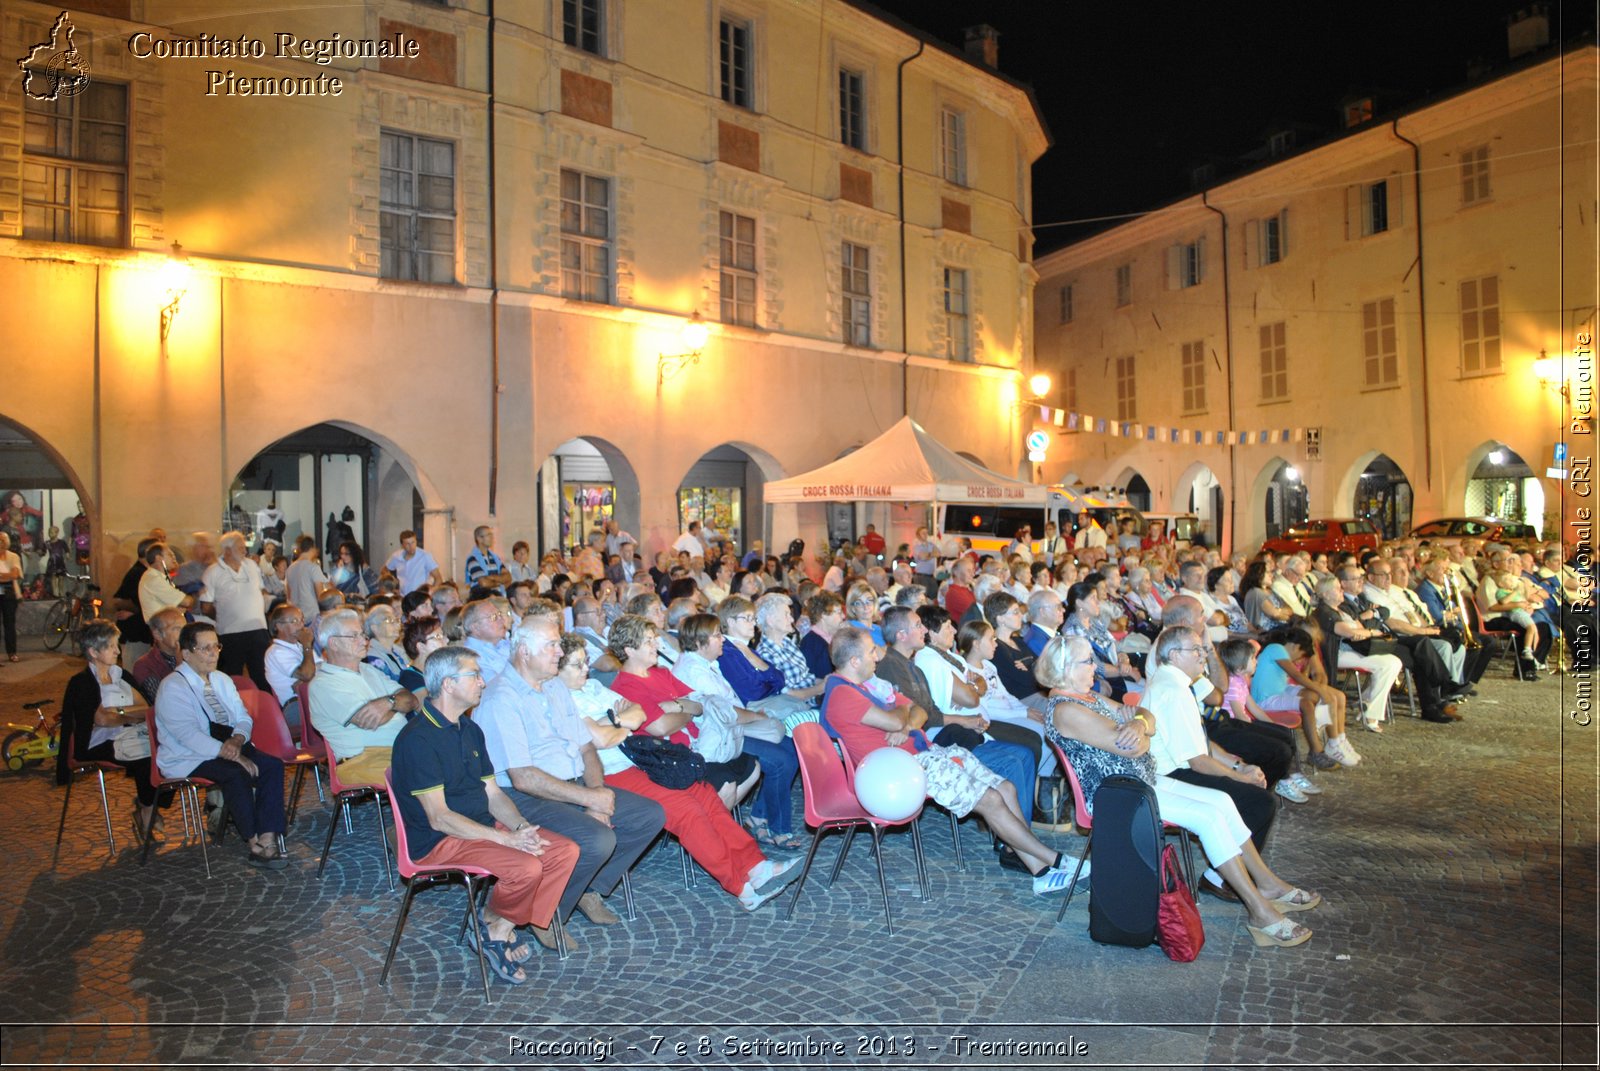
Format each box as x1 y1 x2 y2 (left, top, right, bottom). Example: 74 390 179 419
0 647 1594 1070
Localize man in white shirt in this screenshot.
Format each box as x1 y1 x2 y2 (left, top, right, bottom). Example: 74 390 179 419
138 543 192 623
307 608 418 787
153 622 287 869
672 521 705 557
384 529 444 596
285 537 330 620
1038 522 1068 569
1177 561 1230 644
264 604 317 732
1271 556 1312 618
200 531 271 689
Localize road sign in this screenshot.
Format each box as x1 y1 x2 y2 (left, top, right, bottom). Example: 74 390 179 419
1026 430 1050 452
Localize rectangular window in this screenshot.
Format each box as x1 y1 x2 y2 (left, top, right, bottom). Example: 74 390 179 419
1180 340 1206 414
719 210 757 325
22 82 127 247
943 267 970 360
1363 180 1389 236
1058 283 1074 324
1259 321 1288 400
838 68 865 150
380 131 455 283
842 242 871 346
719 18 753 109
1460 145 1491 205
1361 297 1398 387
1115 263 1132 307
559 168 611 303
939 107 967 185
1167 240 1204 288
1115 355 1136 420
1459 275 1502 374
562 0 604 56
1259 212 1286 265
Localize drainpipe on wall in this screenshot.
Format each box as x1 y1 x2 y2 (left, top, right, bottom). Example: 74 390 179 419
1201 192 1237 553
896 41 925 418
1391 118 1432 493
486 0 501 517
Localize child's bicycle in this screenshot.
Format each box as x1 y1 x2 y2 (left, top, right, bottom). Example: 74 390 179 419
43 573 101 652
2 699 60 772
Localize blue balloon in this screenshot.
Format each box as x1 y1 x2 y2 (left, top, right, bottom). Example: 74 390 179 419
854 746 927 822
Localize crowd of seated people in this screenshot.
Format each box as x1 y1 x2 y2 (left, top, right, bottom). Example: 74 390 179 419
52 514 1585 981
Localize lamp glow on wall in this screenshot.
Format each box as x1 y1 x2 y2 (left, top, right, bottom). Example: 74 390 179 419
158 241 191 343
657 312 708 388
1532 349 1591 431
1028 373 1052 399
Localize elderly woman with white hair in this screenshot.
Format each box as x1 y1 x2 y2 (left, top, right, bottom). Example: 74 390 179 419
360 602 408 681
1040 633 1319 948
750 592 824 726
962 572 1004 627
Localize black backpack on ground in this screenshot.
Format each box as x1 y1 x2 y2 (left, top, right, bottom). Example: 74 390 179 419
1087 774 1163 948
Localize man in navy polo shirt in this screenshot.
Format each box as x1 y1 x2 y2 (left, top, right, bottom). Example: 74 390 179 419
390 646 580 984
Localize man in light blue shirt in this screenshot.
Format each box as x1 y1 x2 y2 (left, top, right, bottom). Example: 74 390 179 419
476 620 664 940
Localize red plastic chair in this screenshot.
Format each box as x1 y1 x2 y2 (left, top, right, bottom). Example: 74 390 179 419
1048 738 1194 922
378 768 496 1002
838 732 963 872
231 674 260 693
53 728 122 858
140 707 222 878
783 723 929 934
241 689 319 826
300 683 393 889
292 680 327 801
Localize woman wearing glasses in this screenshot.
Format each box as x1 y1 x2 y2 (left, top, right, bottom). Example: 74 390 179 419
1039 633 1318 948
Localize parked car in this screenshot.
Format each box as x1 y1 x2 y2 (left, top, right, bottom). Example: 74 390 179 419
1409 516 1538 546
1260 518 1380 556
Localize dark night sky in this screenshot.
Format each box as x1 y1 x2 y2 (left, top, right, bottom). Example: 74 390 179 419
864 0 1594 253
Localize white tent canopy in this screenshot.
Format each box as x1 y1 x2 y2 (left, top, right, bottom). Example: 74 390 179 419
763 416 1046 506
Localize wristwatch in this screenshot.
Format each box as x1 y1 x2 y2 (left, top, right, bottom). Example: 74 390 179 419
605 710 620 727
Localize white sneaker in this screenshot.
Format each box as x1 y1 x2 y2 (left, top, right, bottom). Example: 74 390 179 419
1032 858 1090 896
1274 779 1309 804
1290 772 1322 795
1325 736 1360 768
1337 735 1364 766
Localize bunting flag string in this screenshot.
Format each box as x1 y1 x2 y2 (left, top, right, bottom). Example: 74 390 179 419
1036 406 1312 447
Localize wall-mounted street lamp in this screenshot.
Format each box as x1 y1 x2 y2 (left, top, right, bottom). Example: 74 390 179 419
1283 465 1301 482
158 241 190 343
657 312 709 388
1028 372 1052 399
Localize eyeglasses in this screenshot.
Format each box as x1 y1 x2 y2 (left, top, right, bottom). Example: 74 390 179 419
447 671 483 682
1171 645 1207 656
733 613 756 621
192 643 223 654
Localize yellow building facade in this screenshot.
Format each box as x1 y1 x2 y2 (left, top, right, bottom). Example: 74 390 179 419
1033 46 1597 552
0 0 1047 578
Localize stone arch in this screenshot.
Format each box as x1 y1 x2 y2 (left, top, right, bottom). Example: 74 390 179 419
1250 457 1307 544
543 436 642 553
0 412 96 579
1343 451 1413 540
1109 466 1151 512
677 441 788 555
1461 440 1543 531
230 420 445 570
1173 461 1223 547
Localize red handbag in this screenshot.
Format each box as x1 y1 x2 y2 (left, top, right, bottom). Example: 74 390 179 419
1155 844 1205 962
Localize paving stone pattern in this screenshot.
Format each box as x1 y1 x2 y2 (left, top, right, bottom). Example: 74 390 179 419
0 650 1594 1069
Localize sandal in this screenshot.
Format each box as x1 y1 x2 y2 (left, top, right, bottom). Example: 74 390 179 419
743 815 774 845
464 916 530 984
1247 918 1312 948
767 830 807 851
1269 887 1321 913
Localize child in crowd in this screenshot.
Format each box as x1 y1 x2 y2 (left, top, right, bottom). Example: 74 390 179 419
1219 639 1272 725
